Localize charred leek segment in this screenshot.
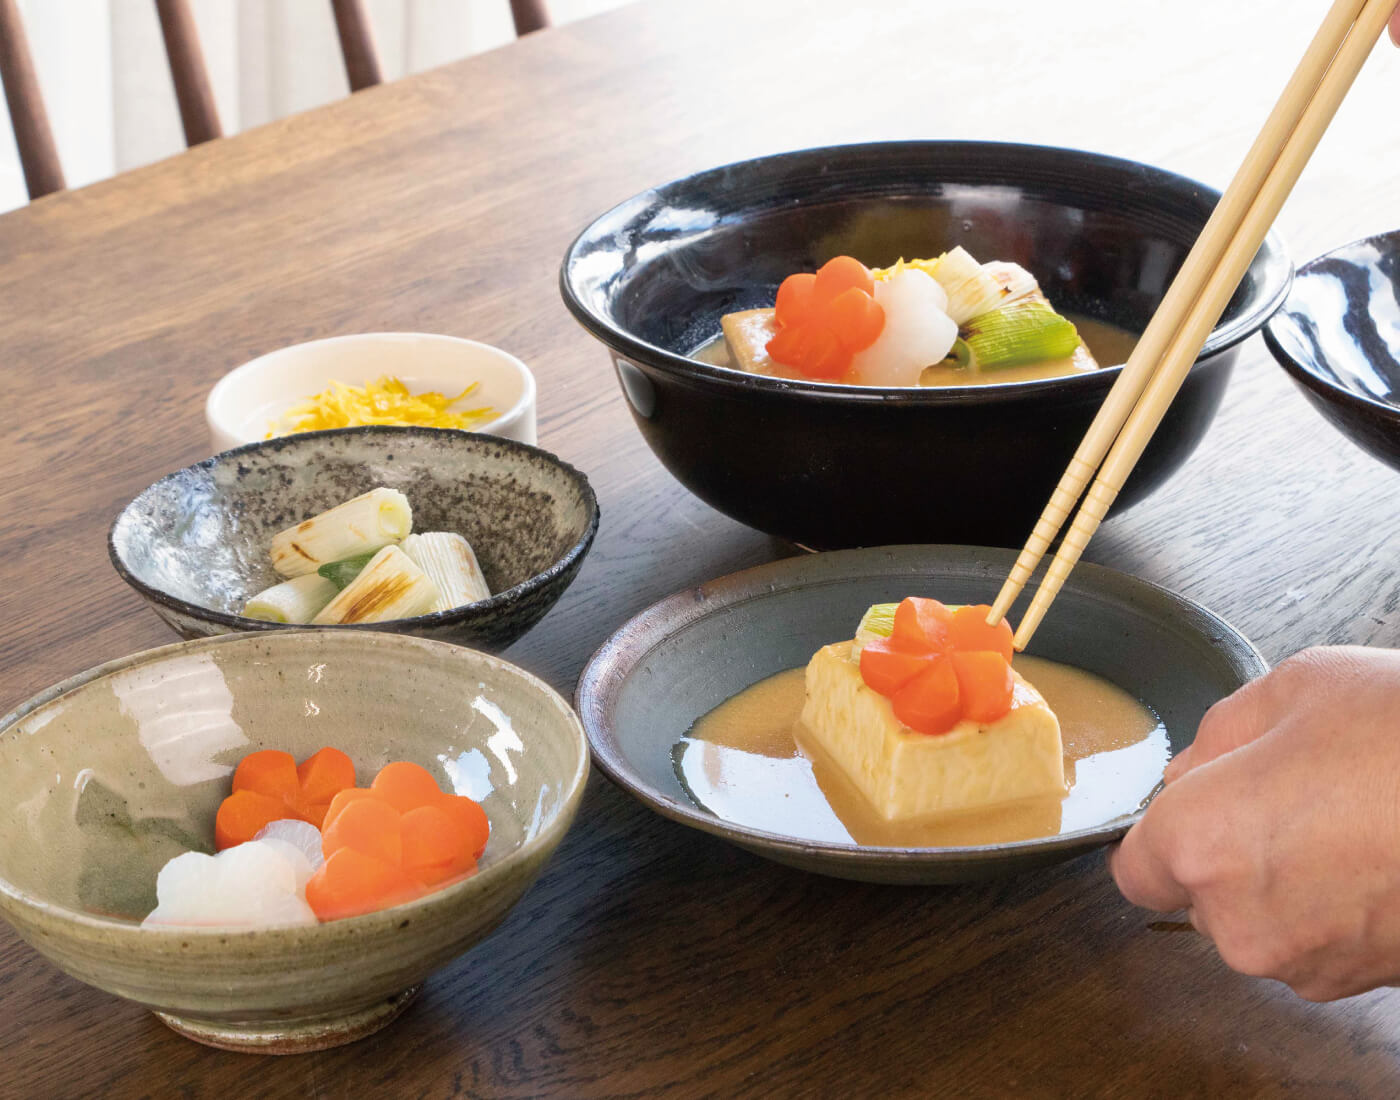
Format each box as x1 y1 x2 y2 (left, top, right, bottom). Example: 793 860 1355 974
318 551 377 590
310 545 440 625
960 299 1082 370
924 249 1002 325
243 574 338 623
400 532 491 612
270 488 413 578
981 261 1039 306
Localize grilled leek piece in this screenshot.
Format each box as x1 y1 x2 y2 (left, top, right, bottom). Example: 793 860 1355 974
310 545 439 624
270 488 412 578
400 532 491 612
960 299 1082 370
243 574 338 623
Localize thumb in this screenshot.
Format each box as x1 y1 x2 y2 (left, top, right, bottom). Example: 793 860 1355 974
1392 6 1400 46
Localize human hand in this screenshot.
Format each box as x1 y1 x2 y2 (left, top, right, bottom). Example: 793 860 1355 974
1393 3 1400 47
1108 646 1400 1001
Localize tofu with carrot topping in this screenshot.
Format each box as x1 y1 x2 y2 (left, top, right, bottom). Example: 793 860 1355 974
799 598 1065 821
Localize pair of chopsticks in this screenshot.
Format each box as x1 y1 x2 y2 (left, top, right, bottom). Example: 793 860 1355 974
990 0 1397 650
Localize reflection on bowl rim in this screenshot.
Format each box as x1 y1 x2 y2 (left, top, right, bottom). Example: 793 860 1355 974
107 425 601 635
203 331 538 450
1263 227 1400 420
0 629 590 938
576 545 1269 863
560 139 1294 405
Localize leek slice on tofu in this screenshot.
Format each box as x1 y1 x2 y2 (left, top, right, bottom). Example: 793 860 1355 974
854 603 898 645
244 574 338 623
310 545 439 624
400 532 491 612
959 299 1083 370
270 487 412 578
850 601 969 656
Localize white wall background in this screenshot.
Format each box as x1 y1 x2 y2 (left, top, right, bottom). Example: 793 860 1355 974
0 0 628 212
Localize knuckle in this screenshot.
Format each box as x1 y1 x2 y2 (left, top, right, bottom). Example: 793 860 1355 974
1212 927 1286 979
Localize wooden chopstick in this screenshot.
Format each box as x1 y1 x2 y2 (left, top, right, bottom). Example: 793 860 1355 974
990 0 1396 650
988 0 1371 631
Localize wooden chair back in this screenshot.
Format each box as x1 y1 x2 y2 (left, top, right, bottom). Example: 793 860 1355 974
0 0 551 201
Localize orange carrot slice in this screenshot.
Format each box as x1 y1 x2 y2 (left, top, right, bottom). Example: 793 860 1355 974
891 656 962 735
774 271 818 326
859 636 938 696
296 747 356 812
320 786 378 832
827 286 886 352
950 651 1015 724
812 255 873 301
947 605 1014 663
214 789 290 851
435 795 491 861
892 597 954 651
305 848 425 922
231 750 299 802
321 796 402 868
370 761 445 814
401 805 476 886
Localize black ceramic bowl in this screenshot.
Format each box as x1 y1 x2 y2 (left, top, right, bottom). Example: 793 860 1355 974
1264 229 1400 474
561 141 1292 549
109 426 599 652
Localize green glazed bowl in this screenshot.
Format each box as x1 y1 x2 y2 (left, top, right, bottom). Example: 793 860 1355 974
0 630 588 1053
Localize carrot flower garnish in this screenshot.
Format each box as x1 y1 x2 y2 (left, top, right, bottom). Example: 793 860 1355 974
857 598 1016 735
304 762 490 921
765 256 885 380
214 747 357 850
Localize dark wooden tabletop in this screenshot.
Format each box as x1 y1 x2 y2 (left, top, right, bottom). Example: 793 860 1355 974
3 0 1399 1095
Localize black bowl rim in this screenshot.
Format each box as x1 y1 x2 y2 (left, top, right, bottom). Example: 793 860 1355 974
1263 226 1400 425
574 544 1269 866
107 425 601 635
560 139 1294 405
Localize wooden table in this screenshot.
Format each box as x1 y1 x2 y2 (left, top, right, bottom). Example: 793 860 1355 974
3 0 1398 1094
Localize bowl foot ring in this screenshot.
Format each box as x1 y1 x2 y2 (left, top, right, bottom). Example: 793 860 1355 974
154 984 421 1054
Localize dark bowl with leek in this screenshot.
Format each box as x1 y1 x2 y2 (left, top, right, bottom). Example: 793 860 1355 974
560 141 1293 549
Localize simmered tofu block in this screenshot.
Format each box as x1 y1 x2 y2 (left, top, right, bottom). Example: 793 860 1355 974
720 309 780 375
801 642 1065 821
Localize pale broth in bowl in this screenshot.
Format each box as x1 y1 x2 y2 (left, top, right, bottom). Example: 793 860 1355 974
693 313 1138 387
675 654 1167 848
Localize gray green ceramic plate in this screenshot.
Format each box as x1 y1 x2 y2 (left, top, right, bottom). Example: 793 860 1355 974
0 630 588 1053
576 546 1266 885
109 426 599 653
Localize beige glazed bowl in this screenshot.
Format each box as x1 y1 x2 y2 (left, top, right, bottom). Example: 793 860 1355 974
0 630 588 1053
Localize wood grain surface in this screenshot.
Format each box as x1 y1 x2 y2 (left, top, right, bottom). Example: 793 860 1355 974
2 0 1399 1095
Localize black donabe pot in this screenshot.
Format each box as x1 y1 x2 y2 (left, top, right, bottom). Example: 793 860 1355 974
561 141 1293 549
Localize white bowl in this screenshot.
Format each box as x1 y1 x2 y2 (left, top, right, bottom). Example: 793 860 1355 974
205 333 537 453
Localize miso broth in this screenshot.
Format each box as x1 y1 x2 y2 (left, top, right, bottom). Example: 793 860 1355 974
674 655 1169 848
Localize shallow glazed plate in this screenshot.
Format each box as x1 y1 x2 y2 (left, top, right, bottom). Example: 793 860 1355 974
1264 228 1400 473
576 546 1266 884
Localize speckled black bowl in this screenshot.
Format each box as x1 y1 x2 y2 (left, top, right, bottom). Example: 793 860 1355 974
561 141 1292 549
109 427 599 651
1264 229 1400 474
